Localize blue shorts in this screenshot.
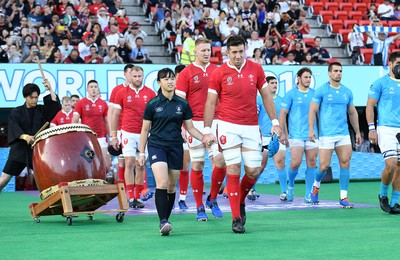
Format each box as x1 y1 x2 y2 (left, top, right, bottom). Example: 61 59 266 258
147 144 183 170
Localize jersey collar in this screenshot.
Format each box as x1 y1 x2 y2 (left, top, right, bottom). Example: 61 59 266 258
227 59 247 73
129 84 144 94
192 62 210 72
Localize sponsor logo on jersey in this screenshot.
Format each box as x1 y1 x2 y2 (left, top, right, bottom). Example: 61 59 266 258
155 107 163 112
176 105 182 115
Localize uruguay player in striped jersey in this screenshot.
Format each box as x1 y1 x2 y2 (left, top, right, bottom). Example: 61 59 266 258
280 68 318 203
366 51 400 214
257 76 288 201
308 62 361 208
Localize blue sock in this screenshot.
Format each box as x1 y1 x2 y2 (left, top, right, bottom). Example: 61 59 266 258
277 169 287 193
315 168 327 183
379 183 389 197
390 190 400 207
339 168 350 191
305 167 315 195
288 168 298 187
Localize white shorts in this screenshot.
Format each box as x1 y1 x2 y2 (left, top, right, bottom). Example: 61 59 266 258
289 139 319 150
121 130 146 158
262 136 286 151
319 135 351 150
97 137 108 149
186 120 218 148
217 120 262 151
377 126 400 160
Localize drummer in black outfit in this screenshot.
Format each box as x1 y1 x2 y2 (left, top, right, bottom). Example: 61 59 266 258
0 80 61 192
139 68 213 236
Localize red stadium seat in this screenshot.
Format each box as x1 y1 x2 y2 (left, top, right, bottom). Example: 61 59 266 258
388 21 400 27
346 0 358 3
338 29 352 45
317 10 334 25
324 2 339 11
327 20 344 36
303 38 315 48
360 48 374 64
339 3 353 12
349 11 364 21
301 0 319 7
343 20 358 29
310 2 324 15
334 11 349 21
358 20 371 26
354 3 368 13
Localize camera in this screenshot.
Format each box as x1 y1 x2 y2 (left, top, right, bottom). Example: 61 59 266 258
33 49 40 55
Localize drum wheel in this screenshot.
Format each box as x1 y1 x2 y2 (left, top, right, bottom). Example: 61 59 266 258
66 216 72 226
34 218 40 223
116 212 124 223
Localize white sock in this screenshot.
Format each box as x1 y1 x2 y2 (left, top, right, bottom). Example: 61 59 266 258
340 190 348 200
313 180 321 189
179 194 186 201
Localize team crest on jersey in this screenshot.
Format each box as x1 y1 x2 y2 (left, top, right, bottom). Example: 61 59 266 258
227 76 233 85
193 75 200 83
220 135 227 145
127 96 132 102
389 87 395 94
60 118 64 123
297 97 302 103
327 94 333 101
248 74 254 82
143 95 148 102
85 104 90 110
155 107 163 112
176 105 183 115
188 135 193 143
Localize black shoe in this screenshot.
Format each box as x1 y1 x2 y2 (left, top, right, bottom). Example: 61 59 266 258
390 203 400 214
378 195 391 213
129 199 145 209
240 203 246 226
232 217 245 234
159 221 172 236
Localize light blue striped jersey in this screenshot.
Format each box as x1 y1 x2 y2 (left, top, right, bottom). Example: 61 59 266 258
257 94 282 137
368 74 400 127
312 82 354 137
281 87 317 140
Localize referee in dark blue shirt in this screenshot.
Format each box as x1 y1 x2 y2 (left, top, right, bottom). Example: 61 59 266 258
139 68 212 236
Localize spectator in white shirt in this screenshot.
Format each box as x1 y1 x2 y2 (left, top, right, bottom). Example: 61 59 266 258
283 51 299 65
246 30 264 57
378 0 394 20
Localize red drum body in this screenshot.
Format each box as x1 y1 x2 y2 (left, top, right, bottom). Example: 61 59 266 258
32 124 106 192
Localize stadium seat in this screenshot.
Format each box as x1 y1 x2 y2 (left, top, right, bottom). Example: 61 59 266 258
388 21 400 27
324 2 339 11
358 20 371 26
337 29 352 45
212 47 222 64
301 0 318 7
349 11 363 21
343 20 358 29
309 2 324 15
174 46 182 64
359 48 374 65
317 10 334 25
334 11 348 21
339 3 353 12
346 0 358 4
327 20 344 36
354 3 368 13
303 38 315 47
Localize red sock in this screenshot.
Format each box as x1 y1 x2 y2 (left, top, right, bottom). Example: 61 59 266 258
118 166 125 184
179 170 189 195
209 166 226 200
227 174 240 220
144 168 149 190
240 174 257 204
126 184 135 200
190 169 204 208
135 184 144 200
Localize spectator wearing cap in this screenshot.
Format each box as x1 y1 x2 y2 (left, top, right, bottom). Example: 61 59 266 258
27 5 44 29
209 0 221 20
115 8 129 33
69 15 85 45
246 30 263 57
124 22 147 49
106 22 122 46
97 6 110 30
180 28 195 65
130 36 153 64
104 45 123 64
22 44 46 63
117 37 132 63
286 1 305 21
220 16 239 45
58 36 74 61
64 48 84 63
203 17 221 47
78 31 98 59
84 45 104 64
181 4 195 30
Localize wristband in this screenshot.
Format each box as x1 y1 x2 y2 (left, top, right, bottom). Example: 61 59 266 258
368 123 375 131
204 127 211 134
21 134 29 141
271 119 279 126
139 153 146 156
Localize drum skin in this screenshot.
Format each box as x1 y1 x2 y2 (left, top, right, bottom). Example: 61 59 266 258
33 127 106 192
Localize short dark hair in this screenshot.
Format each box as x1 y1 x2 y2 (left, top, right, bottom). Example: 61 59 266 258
70 94 80 99
157 68 175 81
297 67 312 78
87 79 98 86
328 62 342 72
123 64 135 72
175 64 186 74
389 51 400 63
266 76 277 83
314 36 322 41
135 37 143 42
227 35 246 49
22 83 40 98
